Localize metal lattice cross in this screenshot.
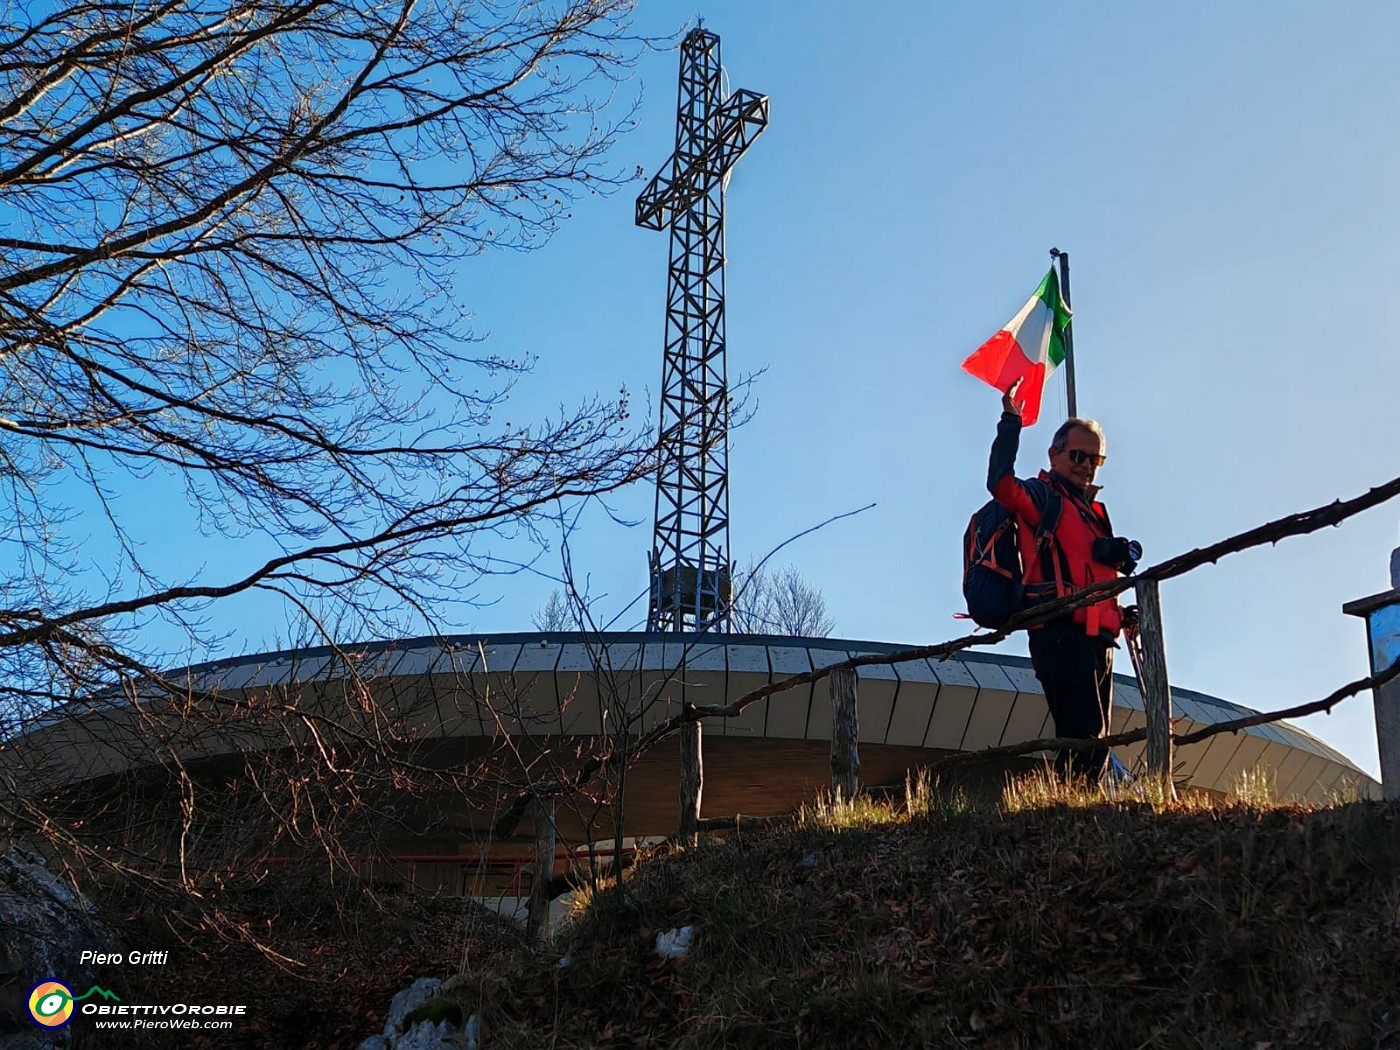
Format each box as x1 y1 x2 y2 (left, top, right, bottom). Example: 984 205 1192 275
636 28 768 632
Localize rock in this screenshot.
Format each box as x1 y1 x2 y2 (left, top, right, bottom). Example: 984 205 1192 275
402 999 463 1030
396 1020 460 1050
382 977 442 1041
654 925 694 960
367 977 479 1049
0 846 116 1050
795 850 822 870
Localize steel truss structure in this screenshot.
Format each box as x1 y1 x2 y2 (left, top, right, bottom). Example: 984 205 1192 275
636 28 768 631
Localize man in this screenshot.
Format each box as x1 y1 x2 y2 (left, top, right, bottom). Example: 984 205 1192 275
987 378 1139 781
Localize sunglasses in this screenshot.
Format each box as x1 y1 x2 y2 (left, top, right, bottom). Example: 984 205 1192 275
1063 449 1106 467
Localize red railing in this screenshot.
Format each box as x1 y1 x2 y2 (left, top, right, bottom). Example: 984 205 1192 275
249 842 648 897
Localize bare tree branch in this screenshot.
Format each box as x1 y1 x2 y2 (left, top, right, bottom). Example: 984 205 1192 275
489 471 1400 815
920 656 1400 775
0 0 657 933
731 561 835 636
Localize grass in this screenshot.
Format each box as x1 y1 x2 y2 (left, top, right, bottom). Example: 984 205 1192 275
442 770 1400 1050
73 770 1400 1048
1228 765 1278 807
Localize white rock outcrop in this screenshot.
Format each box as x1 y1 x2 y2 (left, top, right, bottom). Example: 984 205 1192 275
359 976 480 1050
1 846 117 1050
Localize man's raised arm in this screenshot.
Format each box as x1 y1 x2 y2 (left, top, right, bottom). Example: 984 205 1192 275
987 377 1039 522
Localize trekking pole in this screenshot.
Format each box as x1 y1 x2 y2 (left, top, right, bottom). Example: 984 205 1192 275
1124 626 1148 685
1110 626 1150 791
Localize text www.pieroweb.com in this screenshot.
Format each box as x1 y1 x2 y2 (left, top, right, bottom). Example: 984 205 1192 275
85 1003 246 1031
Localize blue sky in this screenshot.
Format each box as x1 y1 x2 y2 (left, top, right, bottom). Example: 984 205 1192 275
409 0 1398 778
98 1 1396 779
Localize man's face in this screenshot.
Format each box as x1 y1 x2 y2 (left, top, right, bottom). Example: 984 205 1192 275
1048 426 1104 491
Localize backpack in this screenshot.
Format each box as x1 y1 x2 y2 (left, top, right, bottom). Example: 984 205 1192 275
961 489 1064 629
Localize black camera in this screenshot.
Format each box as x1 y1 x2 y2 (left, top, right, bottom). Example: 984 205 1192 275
1092 536 1142 574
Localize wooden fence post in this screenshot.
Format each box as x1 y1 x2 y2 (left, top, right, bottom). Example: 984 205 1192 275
527 795 556 942
830 668 860 801
1134 578 1176 799
1343 544 1400 800
678 706 703 845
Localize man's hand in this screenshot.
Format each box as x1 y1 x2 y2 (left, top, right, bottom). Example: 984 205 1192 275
1001 378 1023 417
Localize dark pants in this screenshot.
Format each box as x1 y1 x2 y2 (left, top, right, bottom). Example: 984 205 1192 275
1028 619 1114 781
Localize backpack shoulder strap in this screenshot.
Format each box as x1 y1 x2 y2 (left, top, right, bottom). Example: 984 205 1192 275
1026 488 1071 595
1017 477 1058 524
1034 490 1063 541
1061 484 1112 535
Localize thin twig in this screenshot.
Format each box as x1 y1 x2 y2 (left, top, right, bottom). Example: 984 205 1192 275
494 472 1400 810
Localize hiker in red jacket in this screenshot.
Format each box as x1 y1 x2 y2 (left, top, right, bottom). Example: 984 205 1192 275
988 378 1141 781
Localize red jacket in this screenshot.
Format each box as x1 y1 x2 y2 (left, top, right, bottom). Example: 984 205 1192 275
988 413 1124 638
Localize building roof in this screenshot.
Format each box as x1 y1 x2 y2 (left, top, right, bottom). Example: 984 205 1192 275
9 631 1372 802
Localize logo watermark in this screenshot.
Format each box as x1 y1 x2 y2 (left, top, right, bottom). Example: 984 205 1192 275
27 980 120 1029
29 971 247 1032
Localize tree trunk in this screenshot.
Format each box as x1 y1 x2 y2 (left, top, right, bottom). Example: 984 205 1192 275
829 668 860 800
611 740 628 895
1134 579 1176 799
527 796 556 942
678 709 703 846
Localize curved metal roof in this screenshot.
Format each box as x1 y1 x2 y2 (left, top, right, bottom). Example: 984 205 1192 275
9 631 1374 802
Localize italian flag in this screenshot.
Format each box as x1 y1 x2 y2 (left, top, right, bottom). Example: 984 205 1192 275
960 268 1072 427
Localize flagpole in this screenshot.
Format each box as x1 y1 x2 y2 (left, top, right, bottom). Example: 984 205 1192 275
1050 247 1076 418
